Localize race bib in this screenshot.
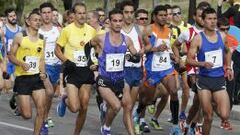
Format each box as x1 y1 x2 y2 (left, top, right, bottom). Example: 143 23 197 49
25 56 39 73
45 46 57 64
106 53 124 72
73 50 88 67
7 39 13 52
205 49 223 69
152 52 172 71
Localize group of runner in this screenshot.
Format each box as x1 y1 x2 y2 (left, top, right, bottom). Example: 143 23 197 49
0 0 239 135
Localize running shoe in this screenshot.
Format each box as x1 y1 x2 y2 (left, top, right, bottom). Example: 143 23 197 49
9 93 17 110
220 120 232 131
14 108 21 116
140 121 150 133
40 122 48 135
56 96 67 117
101 127 111 135
170 125 183 135
47 117 55 128
195 123 203 135
149 118 163 130
147 104 156 114
179 112 187 121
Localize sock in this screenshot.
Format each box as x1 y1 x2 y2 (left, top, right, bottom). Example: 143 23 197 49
170 100 174 119
136 103 145 114
170 100 179 125
191 122 196 129
103 125 111 130
140 118 145 124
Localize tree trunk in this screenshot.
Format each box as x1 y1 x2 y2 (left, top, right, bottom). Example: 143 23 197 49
188 0 196 24
16 0 24 24
63 0 72 10
103 0 109 14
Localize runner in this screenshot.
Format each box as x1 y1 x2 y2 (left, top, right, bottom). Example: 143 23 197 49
133 5 182 135
91 8 140 135
187 7 233 135
38 2 61 129
55 2 96 135
8 10 47 135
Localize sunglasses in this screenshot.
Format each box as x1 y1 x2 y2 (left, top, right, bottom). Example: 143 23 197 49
220 27 230 31
138 17 148 20
172 12 181 16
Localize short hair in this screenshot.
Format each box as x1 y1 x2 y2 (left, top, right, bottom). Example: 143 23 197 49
153 5 167 16
217 17 229 27
32 8 40 13
39 2 54 12
202 7 216 20
197 1 211 9
72 2 86 13
4 8 16 16
96 7 104 12
172 5 181 12
135 9 148 18
0 14 5 17
165 4 172 10
28 10 41 19
108 8 123 20
119 0 134 11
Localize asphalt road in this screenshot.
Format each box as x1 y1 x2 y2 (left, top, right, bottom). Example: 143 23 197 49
0 92 239 135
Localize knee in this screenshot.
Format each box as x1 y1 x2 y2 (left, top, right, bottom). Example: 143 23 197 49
203 112 213 123
220 111 230 121
112 102 121 114
21 111 32 119
69 104 80 113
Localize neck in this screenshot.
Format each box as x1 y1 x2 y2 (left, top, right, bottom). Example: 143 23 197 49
41 23 53 31
155 22 165 31
7 22 16 29
92 23 101 30
204 28 215 36
109 29 121 37
27 27 38 37
74 21 84 28
123 22 133 28
195 23 203 30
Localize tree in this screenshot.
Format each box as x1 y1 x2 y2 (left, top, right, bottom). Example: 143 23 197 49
188 0 196 24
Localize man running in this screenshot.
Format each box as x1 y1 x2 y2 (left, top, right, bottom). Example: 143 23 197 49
91 8 140 135
8 11 47 135
187 8 233 135
55 3 96 135
38 2 61 128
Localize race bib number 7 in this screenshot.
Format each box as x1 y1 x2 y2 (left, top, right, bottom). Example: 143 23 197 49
106 53 124 72
205 49 223 69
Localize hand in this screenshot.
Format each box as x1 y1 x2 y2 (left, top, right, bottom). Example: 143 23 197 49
90 64 98 71
226 69 234 81
21 63 30 71
202 62 214 69
138 48 145 56
40 72 47 80
157 44 168 52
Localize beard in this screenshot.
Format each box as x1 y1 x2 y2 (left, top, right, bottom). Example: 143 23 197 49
9 19 17 25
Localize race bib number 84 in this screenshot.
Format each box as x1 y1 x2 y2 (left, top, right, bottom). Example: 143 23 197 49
106 53 124 72
205 49 223 69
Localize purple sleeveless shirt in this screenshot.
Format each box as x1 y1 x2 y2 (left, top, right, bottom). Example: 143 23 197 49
98 32 127 81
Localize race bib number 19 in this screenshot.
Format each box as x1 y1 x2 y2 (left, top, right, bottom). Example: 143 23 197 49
106 53 124 72
205 49 223 69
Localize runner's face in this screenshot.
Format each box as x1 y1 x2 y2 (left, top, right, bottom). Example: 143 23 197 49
195 9 204 27
110 14 123 32
41 7 53 24
98 11 105 23
172 8 182 23
75 6 86 25
52 11 59 23
123 5 134 24
136 13 148 26
155 11 167 26
166 9 173 24
7 11 17 25
68 13 75 24
87 12 97 27
219 25 230 34
28 14 42 31
203 13 217 31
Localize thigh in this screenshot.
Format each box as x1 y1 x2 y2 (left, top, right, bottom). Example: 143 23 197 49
79 84 92 105
122 83 132 108
162 74 178 94
212 90 230 111
18 95 32 114
32 89 46 109
99 87 120 109
66 84 80 107
198 90 213 113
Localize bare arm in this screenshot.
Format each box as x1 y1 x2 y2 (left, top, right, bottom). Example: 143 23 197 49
126 36 137 55
55 44 67 63
39 40 46 74
172 39 182 63
8 33 24 66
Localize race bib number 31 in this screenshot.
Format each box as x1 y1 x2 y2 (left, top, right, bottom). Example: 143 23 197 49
205 49 223 69
106 53 124 72
25 56 39 73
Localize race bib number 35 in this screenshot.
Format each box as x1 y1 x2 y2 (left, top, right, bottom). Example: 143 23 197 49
25 56 39 73
205 49 223 69
106 53 124 72
73 50 88 67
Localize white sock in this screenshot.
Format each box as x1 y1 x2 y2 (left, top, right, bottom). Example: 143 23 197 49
103 125 111 130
